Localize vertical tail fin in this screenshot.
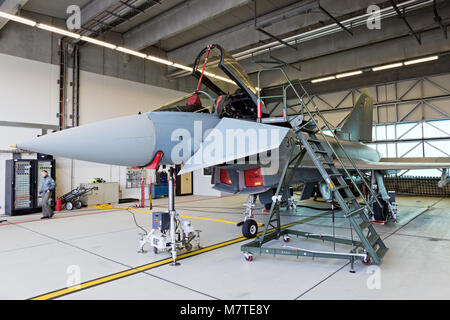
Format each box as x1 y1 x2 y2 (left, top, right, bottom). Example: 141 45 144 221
339 89 373 142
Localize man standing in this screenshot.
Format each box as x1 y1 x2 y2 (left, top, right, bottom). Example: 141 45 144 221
39 170 56 219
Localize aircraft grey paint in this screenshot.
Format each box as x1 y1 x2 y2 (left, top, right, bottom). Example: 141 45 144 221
17 112 219 167
15 94 450 181
14 44 450 200
15 103 380 173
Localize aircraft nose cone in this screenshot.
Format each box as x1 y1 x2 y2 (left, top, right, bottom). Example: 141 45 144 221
16 114 156 167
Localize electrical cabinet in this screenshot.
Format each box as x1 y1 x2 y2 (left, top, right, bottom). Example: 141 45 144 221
5 159 56 216
79 182 119 206
126 167 144 189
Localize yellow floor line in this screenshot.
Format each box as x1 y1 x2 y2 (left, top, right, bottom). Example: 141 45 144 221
180 215 238 225
30 212 329 300
87 205 239 225
31 237 245 300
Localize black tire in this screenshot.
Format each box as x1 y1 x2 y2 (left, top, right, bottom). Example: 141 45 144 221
242 219 258 239
66 202 73 211
362 257 372 266
75 200 82 209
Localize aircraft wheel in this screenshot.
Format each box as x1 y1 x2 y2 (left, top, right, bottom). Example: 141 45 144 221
74 200 82 209
283 235 291 243
244 253 253 262
66 202 73 211
362 257 372 266
185 243 193 251
153 247 158 254
242 219 258 239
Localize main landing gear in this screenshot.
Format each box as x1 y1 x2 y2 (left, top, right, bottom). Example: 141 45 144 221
237 195 258 239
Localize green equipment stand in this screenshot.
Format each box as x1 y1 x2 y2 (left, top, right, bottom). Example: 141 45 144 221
241 69 388 271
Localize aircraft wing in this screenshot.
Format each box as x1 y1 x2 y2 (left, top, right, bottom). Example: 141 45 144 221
179 118 289 174
298 157 450 170
363 157 450 170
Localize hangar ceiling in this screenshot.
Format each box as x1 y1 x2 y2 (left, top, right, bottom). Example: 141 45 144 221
11 0 450 89
22 0 92 19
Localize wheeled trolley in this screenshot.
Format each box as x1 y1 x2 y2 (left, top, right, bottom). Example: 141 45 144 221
59 186 96 210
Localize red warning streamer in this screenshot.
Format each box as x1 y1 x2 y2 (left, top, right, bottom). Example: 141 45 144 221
196 46 212 92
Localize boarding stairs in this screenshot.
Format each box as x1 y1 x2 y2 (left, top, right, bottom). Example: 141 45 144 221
241 68 388 267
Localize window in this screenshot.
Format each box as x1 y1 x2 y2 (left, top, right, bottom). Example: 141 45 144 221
370 119 450 176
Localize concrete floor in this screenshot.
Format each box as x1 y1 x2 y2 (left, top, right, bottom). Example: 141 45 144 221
0 194 449 300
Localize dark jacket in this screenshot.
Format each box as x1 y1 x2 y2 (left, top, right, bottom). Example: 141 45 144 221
40 176 56 194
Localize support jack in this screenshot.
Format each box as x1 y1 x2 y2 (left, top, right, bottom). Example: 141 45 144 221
138 167 200 266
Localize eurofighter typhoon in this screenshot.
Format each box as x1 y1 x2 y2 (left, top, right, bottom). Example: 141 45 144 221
15 44 450 239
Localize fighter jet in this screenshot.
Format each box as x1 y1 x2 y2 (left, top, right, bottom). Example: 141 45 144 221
15 44 450 238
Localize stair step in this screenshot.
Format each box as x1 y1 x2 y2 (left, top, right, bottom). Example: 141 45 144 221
328 173 342 178
334 185 349 190
314 149 328 154
346 207 365 218
368 234 380 246
359 221 371 229
301 124 317 133
307 138 321 144
342 196 356 202
376 247 389 259
323 161 335 166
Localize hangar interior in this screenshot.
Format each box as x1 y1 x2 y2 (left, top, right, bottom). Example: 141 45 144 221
0 0 449 300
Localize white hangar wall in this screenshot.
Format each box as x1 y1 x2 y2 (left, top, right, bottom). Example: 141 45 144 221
0 52 215 214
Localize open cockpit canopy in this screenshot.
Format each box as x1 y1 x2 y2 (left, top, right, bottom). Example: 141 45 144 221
153 44 263 119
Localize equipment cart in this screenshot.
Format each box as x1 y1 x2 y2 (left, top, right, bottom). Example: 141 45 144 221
59 186 97 210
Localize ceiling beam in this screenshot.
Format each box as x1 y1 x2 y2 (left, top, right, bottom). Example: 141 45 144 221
123 0 251 51
166 0 387 65
80 0 122 26
0 0 29 30
263 53 450 99
390 0 421 44
240 2 444 79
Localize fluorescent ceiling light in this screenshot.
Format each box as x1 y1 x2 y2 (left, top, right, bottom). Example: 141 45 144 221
216 76 236 85
146 55 173 66
116 47 147 58
336 70 363 79
80 36 117 49
404 55 439 65
172 63 192 71
37 23 80 39
203 71 217 78
0 11 236 84
372 62 403 71
0 11 37 26
311 76 336 83
203 71 236 84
